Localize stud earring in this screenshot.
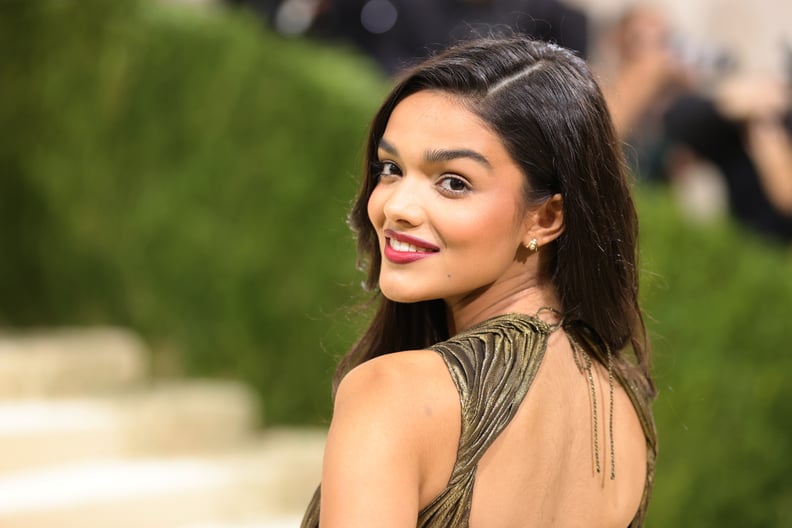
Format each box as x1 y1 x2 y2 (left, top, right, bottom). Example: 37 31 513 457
527 238 539 252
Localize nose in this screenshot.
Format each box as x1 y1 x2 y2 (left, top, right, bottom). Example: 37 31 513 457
381 176 426 226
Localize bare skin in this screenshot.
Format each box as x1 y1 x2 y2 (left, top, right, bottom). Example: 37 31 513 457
320 307 648 527
319 92 648 527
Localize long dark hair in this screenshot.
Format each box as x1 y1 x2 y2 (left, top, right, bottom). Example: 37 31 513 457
335 37 654 397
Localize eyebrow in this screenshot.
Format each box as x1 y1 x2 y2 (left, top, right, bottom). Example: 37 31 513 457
378 138 492 169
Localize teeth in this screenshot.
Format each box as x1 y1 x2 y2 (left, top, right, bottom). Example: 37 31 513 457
388 238 432 253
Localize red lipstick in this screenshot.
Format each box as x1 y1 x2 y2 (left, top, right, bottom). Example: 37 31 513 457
383 229 439 264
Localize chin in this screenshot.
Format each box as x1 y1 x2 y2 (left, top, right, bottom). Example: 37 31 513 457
380 290 429 304
379 282 434 304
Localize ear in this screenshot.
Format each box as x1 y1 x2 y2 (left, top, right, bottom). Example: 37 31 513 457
522 193 565 248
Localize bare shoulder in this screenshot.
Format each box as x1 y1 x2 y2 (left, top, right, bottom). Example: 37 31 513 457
332 349 461 464
337 350 458 413
320 350 460 527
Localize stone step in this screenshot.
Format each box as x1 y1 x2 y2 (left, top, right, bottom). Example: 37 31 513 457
0 327 148 398
0 380 260 472
230 427 325 513
0 398 124 472
184 516 303 528
0 428 325 528
118 379 262 456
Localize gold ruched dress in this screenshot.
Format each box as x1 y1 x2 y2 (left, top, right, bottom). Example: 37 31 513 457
301 313 657 527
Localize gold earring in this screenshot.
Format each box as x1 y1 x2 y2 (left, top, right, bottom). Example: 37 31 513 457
527 238 539 252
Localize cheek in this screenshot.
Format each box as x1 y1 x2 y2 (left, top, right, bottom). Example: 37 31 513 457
367 187 384 228
442 202 520 247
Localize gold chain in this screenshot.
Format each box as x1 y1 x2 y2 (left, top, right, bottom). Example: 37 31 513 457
608 347 615 480
569 332 615 480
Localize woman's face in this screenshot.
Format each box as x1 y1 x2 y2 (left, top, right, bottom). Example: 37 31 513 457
367 90 533 306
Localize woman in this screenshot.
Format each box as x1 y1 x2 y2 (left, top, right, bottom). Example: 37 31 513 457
302 36 657 527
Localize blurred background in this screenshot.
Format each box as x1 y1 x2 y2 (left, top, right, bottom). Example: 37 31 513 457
0 0 790 526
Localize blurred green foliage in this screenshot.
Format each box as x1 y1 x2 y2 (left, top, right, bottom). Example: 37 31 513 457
0 0 386 424
638 190 792 526
0 1 790 525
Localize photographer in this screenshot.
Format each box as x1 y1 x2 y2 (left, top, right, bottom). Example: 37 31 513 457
664 75 792 243
599 3 792 244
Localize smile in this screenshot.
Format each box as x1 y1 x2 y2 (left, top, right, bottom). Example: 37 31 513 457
388 238 434 253
383 229 439 264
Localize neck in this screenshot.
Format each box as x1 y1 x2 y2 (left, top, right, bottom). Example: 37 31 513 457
445 272 562 335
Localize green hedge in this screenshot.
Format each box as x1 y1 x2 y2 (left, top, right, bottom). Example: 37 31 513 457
1 1 791 525
0 0 386 424
638 190 792 526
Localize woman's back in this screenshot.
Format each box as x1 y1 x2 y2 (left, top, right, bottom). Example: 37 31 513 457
463 326 649 527
306 314 655 527
421 314 652 528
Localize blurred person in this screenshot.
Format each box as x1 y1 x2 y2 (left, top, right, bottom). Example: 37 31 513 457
598 3 792 243
596 4 705 181
302 37 657 527
714 75 792 218
234 0 589 74
664 75 792 242
311 0 589 74
598 5 698 137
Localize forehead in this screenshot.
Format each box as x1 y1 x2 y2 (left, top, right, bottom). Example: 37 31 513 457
382 91 510 159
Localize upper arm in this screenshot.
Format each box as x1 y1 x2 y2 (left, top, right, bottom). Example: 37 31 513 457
319 351 458 528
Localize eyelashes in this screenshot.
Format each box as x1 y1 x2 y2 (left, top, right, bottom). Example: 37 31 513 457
370 160 401 180
438 175 471 194
369 161 383 180
370 160 471 196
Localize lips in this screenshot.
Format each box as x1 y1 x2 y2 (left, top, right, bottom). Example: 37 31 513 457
383 229 439 263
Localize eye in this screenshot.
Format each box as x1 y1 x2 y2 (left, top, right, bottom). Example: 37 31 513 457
371 160 402 181
437 175 471 195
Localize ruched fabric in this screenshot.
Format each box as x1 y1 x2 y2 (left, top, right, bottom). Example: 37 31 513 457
301 313 656 527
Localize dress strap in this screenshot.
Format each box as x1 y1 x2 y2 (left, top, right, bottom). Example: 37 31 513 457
419 314 552 525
